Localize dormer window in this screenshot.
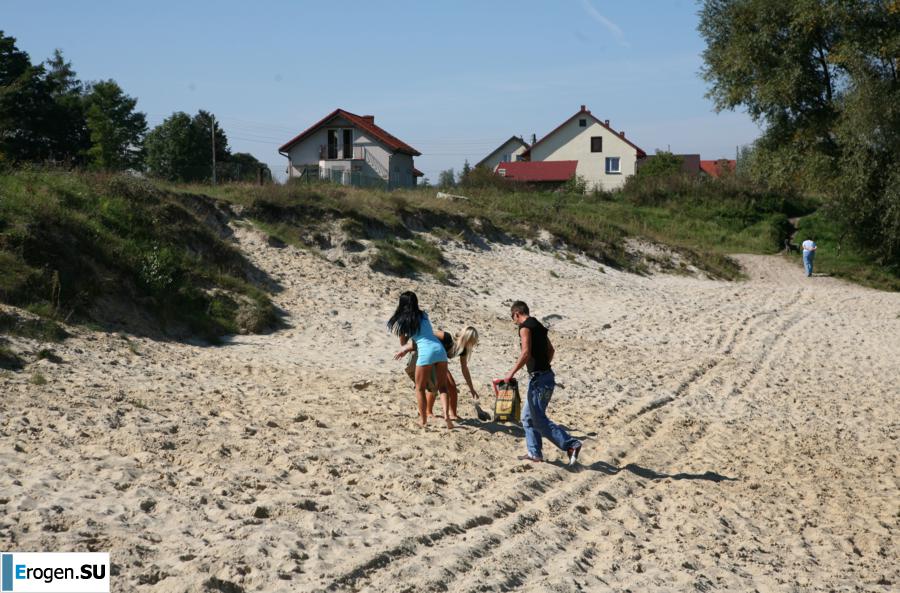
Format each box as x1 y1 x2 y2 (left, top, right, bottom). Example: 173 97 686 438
578 119 587 127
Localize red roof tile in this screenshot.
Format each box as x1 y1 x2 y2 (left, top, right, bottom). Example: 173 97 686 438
495 160 578 182
521 106 646 159
413 167 424 177
699 159 736 178
279 108 421 156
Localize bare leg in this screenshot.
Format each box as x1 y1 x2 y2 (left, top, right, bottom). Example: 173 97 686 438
426 390 437 417
414 366 431 427
447 372 459 420
434 361 453 429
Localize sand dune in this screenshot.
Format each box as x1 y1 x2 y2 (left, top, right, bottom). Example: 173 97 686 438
1 226 897 592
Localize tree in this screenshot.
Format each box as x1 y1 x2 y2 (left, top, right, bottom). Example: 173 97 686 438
459 159 472 184
218 152 271 183
437 168 455 188
637 151 684 178
699 0 900 266
0 33 62 163
84 80 147 170
145 110 228 182
42 49 89 164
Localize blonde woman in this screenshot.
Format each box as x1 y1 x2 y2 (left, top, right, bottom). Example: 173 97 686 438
404 327 486 420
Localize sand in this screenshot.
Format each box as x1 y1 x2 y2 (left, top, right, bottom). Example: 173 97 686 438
1 226 898 592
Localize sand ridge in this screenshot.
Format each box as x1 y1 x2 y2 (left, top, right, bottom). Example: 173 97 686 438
1 226 898 592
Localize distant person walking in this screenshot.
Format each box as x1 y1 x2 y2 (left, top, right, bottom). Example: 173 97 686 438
505 301 582 465
802 237 817 277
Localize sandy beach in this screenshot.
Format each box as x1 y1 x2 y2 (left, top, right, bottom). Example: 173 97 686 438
1 226 897 592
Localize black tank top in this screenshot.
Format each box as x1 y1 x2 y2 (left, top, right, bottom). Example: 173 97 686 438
520 317 550 373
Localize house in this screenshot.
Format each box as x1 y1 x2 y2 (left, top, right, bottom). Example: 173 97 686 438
495 160 578 188
278 108 423 189
638 153 702 175
700 159 736 178
475 136 530 171
508 105 646 191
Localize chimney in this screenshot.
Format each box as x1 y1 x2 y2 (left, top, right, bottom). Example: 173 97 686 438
604 119 610 126
362 115 375 124
619 131 625 137
580 104 586 112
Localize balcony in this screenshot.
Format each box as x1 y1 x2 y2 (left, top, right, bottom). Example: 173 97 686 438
319 144 365 160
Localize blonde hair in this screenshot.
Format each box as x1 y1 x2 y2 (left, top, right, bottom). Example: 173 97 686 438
451 326 479 358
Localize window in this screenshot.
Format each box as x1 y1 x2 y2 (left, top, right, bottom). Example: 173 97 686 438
498 168 506 177
605 157 621 174
342 129 353 159
578 118 587 127
590 137 603 152
501 153 511 162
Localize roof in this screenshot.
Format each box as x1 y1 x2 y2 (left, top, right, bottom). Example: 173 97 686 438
700 159 736 178
279 108 421 156
521 106 646 159
413 167 424 177
495 160 578 182
475 136 530 168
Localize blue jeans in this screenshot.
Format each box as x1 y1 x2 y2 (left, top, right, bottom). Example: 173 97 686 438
521 370 579 458
803 250 815 276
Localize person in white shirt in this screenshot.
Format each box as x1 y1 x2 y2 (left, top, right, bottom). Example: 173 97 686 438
801 237 817 277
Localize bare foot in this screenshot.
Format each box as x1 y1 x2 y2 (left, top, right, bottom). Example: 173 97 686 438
445 417 455 429
418 419 428 428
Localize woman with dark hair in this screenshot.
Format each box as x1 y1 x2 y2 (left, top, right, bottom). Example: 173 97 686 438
388 291 453 429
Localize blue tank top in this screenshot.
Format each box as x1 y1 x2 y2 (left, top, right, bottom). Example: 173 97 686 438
411 312 448 366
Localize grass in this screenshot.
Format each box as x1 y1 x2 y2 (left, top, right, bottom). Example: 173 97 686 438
0 311 68 342
0 170 277 340
370 237 450 284
0 343 24 370
30 372 47 386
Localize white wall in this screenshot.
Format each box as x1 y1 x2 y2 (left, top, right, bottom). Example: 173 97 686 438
479 139 528 172
530 116 640 190
389 152 416 188
285 118 418 187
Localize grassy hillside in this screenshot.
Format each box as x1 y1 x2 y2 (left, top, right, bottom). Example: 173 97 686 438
0 170 277 341
174 172 822 282
1 169 894 350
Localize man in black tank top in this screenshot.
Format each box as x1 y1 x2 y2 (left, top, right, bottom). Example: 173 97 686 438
505 301 582 465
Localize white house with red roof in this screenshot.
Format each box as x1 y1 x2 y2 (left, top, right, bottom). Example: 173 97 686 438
495 105 646 190
475 136 530 171
278 108 423 189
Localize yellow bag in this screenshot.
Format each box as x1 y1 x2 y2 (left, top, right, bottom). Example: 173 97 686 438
491 379 521 423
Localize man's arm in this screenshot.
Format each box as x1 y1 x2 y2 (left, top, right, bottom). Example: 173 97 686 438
505 327 531 383
547 337 555 364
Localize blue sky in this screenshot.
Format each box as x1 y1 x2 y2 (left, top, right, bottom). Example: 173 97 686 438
5 0 760 182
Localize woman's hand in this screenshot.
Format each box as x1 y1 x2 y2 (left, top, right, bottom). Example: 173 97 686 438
394 347 411 360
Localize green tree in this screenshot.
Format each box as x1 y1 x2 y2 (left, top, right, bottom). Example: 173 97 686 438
218 152 271 183
699 0 900 266
145 110 228 182
437 168 455 188
44 49 91 165
84 80 147 170
637 151 685 178
459 159 472 183
0 33 60 163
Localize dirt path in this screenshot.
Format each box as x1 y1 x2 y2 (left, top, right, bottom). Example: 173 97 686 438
1 231 897 593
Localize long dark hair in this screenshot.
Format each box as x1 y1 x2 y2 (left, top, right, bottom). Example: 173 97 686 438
387 291 423 337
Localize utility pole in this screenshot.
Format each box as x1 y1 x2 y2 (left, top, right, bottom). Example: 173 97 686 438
211 114 217 185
